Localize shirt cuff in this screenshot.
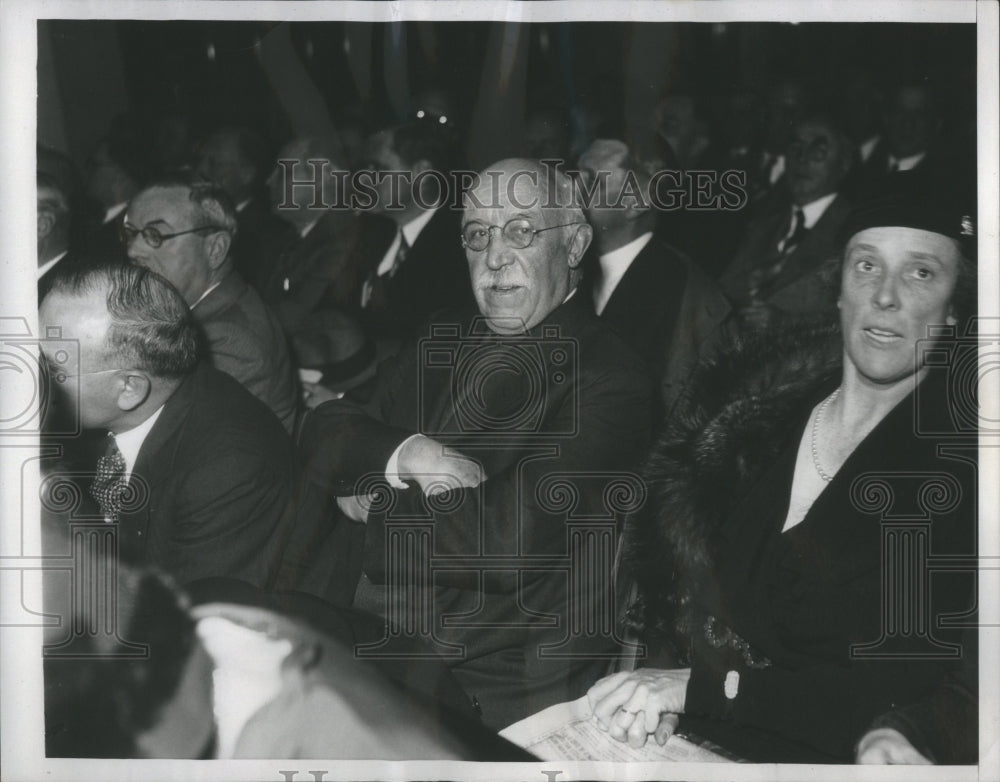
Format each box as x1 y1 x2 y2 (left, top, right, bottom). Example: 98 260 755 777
386 434 422 489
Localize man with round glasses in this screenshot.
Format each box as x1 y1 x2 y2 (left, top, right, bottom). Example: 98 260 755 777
123 173 297 432
279 158 653 730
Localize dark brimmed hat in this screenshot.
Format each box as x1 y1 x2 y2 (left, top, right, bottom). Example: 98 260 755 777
291 310 378 393
841 173 976 260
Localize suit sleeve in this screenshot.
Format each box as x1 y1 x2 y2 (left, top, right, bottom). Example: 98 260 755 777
297 341 421 495
163 440 292 588
684 638 962 760
364 361 653 591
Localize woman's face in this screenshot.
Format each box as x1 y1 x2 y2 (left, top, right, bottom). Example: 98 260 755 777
840 226 961 386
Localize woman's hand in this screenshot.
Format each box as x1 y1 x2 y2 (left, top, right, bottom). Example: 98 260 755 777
855 728 932 765
586 668 691 748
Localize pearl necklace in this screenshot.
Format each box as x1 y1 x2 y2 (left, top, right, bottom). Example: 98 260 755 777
811 388 840 483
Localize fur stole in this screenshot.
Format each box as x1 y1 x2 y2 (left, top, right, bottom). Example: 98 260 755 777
624 323 843 659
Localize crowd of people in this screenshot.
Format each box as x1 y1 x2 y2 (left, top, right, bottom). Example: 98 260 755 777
36 40 979 767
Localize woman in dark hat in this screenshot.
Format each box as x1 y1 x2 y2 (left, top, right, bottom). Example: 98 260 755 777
588 183 979 764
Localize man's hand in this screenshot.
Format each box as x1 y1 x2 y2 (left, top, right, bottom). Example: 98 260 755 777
397 434 484 496
586 668 691 749
855 728 932 765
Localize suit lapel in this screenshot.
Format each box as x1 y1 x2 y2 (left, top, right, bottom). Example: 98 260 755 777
121 369 200 548
192 272 243 322
771 195 851 289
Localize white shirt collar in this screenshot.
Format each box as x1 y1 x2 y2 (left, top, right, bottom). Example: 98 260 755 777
768 154 786 185
376 207 438 277
859 134 881 163
113 405 164 482
888 151 926 172
298 216 321 238
796 191 838 229
37 250 68 279
593 232 654 315
190 281 223 310
104 202 128 225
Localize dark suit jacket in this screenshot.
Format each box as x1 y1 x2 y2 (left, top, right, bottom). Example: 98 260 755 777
117 363 294 588
262 211 367 336
681 370 977 762
193 271 298 433
282 295 653 729
719 192 852 325
581 237 731 416
231 197 298 295
358 207 474 341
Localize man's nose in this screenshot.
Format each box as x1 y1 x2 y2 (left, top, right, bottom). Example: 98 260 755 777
484 230 514 271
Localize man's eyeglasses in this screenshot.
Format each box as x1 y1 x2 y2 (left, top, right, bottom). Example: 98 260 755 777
461 219 585 252
119 222 227 249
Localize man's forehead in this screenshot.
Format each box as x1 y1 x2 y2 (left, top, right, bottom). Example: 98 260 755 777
579 140 629 172
466 167 551 214
39 291 111 350
129 186 192 222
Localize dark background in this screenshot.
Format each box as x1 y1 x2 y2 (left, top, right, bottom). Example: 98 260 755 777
38 20 976 171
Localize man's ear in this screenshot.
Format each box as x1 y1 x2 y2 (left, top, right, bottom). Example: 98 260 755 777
568 223 593 268
116 372 152 412
205 230 232 270
38 209 56 241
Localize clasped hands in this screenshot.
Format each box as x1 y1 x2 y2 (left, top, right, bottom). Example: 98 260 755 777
586 668 691 749
337 434 484 522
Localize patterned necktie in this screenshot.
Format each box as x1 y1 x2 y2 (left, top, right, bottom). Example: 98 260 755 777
90 434 127 523
778 206 807 257
362 230 410 310
748 207 808 305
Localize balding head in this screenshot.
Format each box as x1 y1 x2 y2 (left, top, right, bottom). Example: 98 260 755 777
39 263 198 432
461 159 592 333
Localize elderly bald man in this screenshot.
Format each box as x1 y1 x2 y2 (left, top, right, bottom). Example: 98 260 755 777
278 159 653 730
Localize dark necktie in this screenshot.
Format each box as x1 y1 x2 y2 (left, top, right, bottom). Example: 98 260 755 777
363 230 409 311
90 434 127 523
778 206 807 257
748 207 808 305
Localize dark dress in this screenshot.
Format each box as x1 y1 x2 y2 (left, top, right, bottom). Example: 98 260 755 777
630 328 978 762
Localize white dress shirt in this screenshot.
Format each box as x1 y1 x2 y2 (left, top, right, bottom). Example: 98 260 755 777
887 151 926 172
593 231 654 316
859 134 881 164
376 207 438 277
777 192 837 254
104 202 128 225
37 250 68 279
113 405 164 482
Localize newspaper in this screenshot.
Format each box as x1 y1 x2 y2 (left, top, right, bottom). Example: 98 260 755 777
499 696 734 762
